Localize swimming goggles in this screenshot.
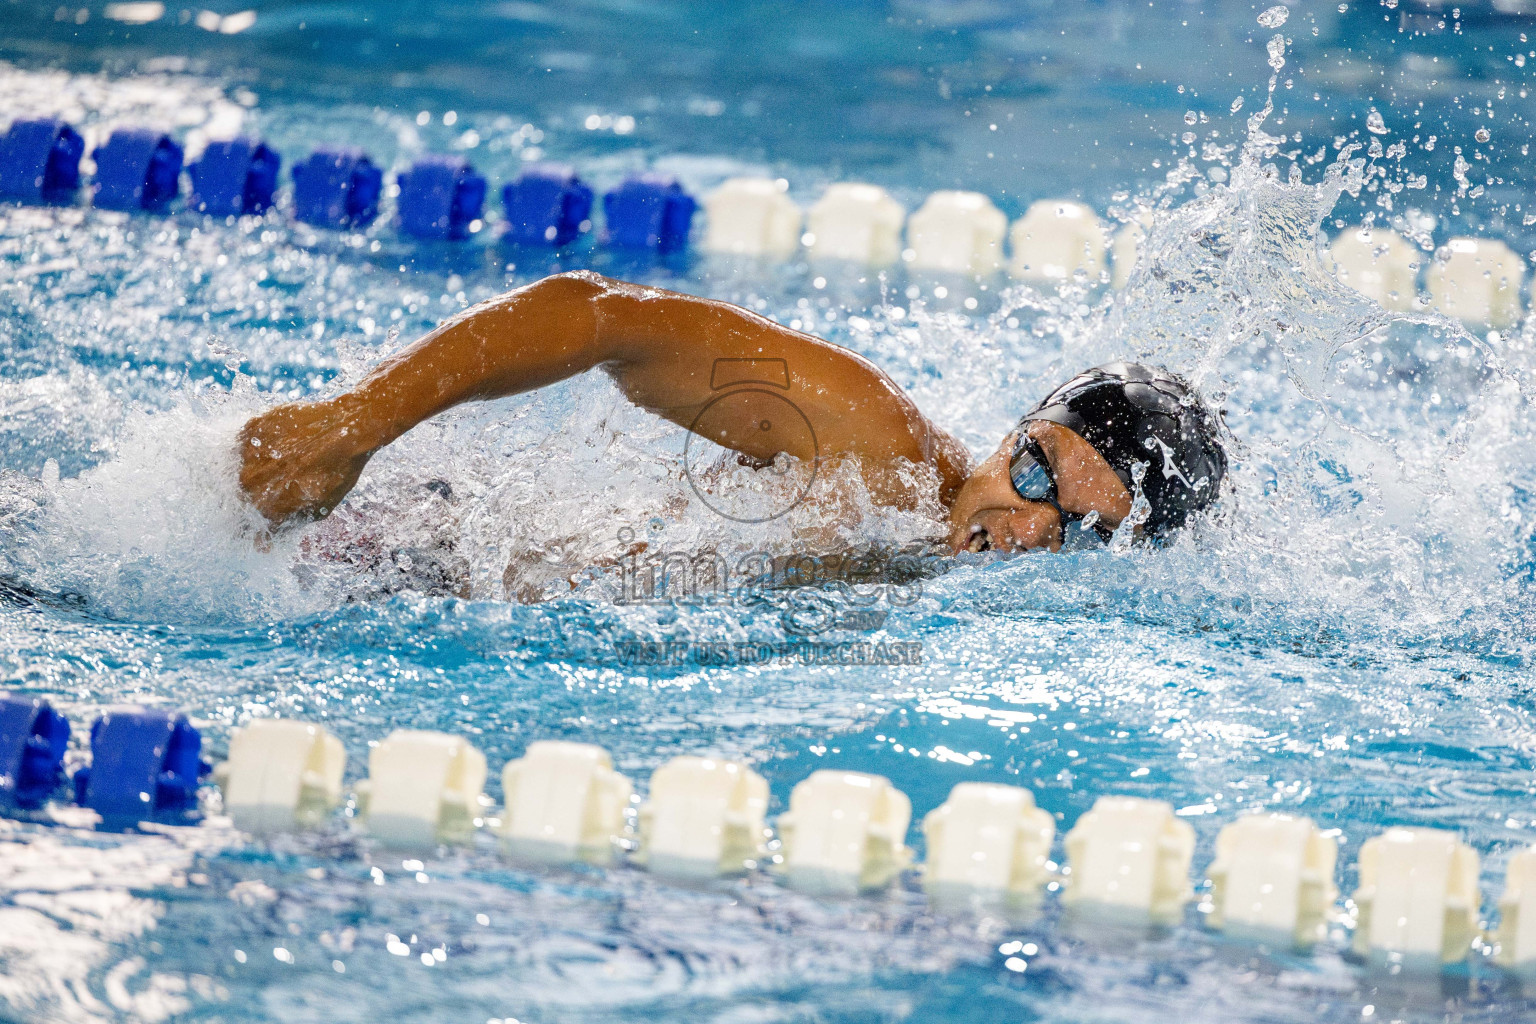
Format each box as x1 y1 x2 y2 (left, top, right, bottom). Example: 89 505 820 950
1008 429 1082 537
1008 430 1057 504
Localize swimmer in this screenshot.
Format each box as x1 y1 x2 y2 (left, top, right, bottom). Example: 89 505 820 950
237 271 1226 556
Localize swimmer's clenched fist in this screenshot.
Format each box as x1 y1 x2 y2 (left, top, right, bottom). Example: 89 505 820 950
236 271 1226 553
238 394 376 526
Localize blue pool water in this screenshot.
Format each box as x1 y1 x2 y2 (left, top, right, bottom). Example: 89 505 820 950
2 1 1536 1021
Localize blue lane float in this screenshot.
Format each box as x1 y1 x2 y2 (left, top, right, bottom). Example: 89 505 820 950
73 708 207 825
603 173 696 251
0 695 70 811
90 128 182 212
501 163 593 246
291 147 382 229
397 154 487 240
188 137 280 217
0 117 85 205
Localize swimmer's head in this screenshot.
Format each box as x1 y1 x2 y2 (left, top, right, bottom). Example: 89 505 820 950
946 362 1227 554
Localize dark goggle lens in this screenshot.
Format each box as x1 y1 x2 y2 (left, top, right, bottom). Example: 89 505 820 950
1009 443 1055 502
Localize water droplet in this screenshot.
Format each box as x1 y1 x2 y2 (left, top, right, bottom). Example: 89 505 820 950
1230 96 1245 114
1267 35 1287 71
1476 127 1491 143
1184 110 1198 125
1257 4 1289 27
1182 131 1197 144
1366 109 1389 135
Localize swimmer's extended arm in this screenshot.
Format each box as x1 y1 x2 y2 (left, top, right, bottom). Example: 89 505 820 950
238 271 972 527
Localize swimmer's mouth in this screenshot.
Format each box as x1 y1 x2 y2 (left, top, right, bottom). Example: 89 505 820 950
966 526 993 553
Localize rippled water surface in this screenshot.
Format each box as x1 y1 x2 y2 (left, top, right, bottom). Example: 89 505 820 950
2 2 1536 1022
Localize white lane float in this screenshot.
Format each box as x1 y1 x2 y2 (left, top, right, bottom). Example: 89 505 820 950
1110 211 1153 290
1204 813 1338 948
1427 237 1525 328
636 755 769 878
1496 846 1536 976
500 740 633 866
905 190 1007 275
1352 826 1480 966
356 730 486 848
700 176 803 258
921 781 1054 900
776 769 911 895
1062 795 1194 924
1330 225 1421 312
1008 199 1107 284
804 183 906 266
215 719 345 835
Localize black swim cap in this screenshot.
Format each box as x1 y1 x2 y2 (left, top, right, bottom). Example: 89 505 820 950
1020 362 1226 537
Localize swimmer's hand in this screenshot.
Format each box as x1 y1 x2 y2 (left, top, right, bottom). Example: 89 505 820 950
237 396 375 528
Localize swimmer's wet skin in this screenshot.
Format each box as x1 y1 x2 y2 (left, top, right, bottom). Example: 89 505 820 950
237 271 1226 554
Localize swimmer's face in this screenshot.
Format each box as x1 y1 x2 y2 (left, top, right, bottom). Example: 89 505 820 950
946 421 1134 555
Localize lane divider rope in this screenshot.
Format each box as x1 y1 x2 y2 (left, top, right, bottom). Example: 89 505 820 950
0 118 1522 327
1 696 1532 974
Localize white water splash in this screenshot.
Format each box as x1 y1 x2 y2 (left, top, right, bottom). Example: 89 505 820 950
1257 6 1289 29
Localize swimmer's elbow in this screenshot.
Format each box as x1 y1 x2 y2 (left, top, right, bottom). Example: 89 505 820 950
469 271 619 362
544 268 612 288
531 269 615 302
522 272 645 358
